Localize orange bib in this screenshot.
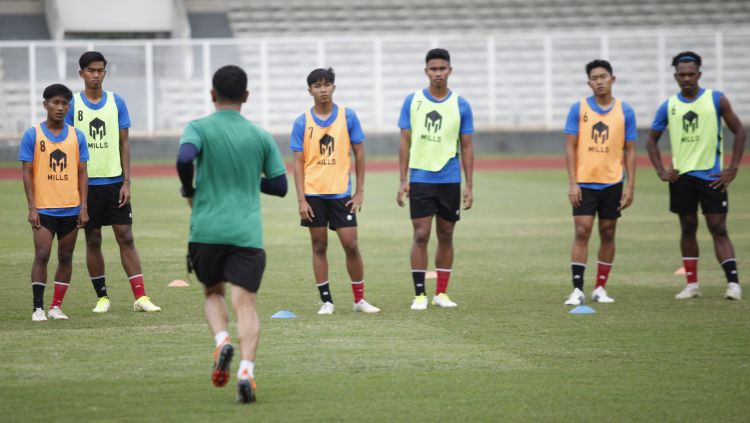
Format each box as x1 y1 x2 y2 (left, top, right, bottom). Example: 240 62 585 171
576 99 625 184
302 108 351 195
32 124 81 209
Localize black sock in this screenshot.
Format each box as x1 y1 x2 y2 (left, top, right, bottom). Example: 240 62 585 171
571 264 586 290
91 276 108 298
32 282 46 310
721 259 739 284
412 271 426 296
317 282 333 303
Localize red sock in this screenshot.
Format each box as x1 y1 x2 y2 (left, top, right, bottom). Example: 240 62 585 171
595 262 612 288
51 282 69 308
436 269 451 295
129 274 147 299
683 258 698 284
351 281 364 303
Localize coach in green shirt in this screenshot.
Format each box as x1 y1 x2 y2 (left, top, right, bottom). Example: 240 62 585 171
177 65 287 404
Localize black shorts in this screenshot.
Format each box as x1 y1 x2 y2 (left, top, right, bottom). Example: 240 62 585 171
669 174 728 215
409 183 461 221
86 182 133 230
573 183 622 220
187 243 266 292
39 214 79 238
301 196 357 230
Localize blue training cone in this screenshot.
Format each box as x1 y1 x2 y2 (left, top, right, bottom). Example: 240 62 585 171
271 310 297 319
569 305 596 314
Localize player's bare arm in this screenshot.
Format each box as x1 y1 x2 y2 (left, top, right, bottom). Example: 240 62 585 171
21 161 40 228
118 127 131 207
77 162 89 227
460 133 474 210
292 151 314 221
620 141 636 210
709 95 746 190
565 134 582 207
397 128 411 207
646 129 679 182
346 142 365 213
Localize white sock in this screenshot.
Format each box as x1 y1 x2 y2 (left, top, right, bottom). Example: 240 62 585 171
238 360 254 379
214 331 229 346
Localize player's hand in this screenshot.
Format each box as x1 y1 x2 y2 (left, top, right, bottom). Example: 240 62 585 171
118 181 131 208
28 208 41 229
463 185 473 210
708 168 738 192
186 197 192 208
346 191 364 213
568 184 582 208
77 207 89 228
658 167 680 183
298 199 314 222
396 182 409 207
619 186 634 211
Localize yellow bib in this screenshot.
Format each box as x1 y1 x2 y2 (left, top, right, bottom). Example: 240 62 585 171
302 108 351 195
32 124 81 209
576 99 626 184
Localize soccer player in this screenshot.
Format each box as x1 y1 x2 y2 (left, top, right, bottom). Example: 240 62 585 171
563 60 637 306
65 51 160 313
20 84 89 321
291 68 380 315
396 48 474 310
646 51 746 300
177 65 288 403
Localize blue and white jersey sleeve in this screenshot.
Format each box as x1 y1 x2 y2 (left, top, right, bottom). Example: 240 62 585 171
397 93 416 130
564 103 580 135
457 96 474 135
113 93 131 129
651 100 669 132
64 100 75 126
622 101 638 142
346 108 365 144
75 128 90 162
18 127 36 162
290 114 306 152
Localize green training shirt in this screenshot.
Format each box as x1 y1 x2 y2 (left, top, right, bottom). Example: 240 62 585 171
179 110 286 248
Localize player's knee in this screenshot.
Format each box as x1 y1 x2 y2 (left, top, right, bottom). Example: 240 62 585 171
574 225 592 241
311 239 328 256
413 228 430 246
34 247 52 264
341 239 360 257
436 230 453 245
707 222 728 238
58 250 74 266
599 227 616 243
86 230 103 248
114 229 135 250
680 221 698 237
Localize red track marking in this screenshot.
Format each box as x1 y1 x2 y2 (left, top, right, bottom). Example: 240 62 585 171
1 156 747 180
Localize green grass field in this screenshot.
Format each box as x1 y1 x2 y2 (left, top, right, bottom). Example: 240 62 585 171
1 168 749 422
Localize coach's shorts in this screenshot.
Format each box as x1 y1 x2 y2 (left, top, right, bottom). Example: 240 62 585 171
86 182 133 230
669 174 728 215
301 196 357 230
188 242 266 292
39 214 79 238
573 182 623 220
409 183 461 221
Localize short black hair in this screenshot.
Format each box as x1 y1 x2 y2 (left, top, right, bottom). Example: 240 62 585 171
212 65 247 101
79 51 107 69
585 59 613 77
425 48 450 64
672 51 702 68
307 68 335 87
43 83 73 101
